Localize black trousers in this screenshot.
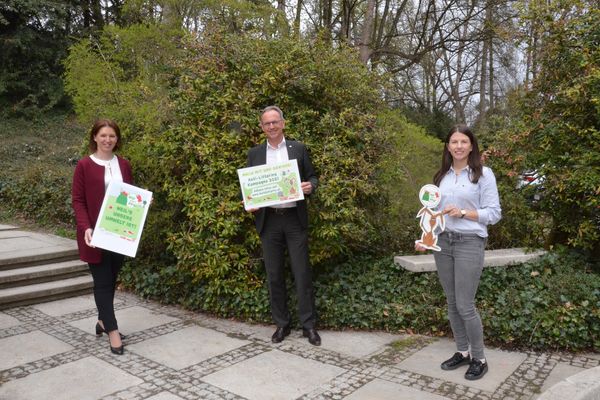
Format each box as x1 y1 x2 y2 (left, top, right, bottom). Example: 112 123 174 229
260 208 316 329
88 250 124 332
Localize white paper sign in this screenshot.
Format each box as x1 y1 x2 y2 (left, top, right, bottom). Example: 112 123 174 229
90 181 152 257
237 159 304 210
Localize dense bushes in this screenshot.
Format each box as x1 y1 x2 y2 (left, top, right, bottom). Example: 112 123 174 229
487 9 600 256
144 32 390 312
316 251 599 351
0 115 83 230
479 250 600 350
368 111 440 251
1 165 72 223
121 249 599 351
63 27 439 313
64 24 181 138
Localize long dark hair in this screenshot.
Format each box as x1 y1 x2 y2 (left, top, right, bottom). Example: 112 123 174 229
433 124 482 186
88 119 122 153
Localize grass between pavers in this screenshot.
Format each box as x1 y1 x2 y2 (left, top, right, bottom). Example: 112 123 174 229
391 336 422 350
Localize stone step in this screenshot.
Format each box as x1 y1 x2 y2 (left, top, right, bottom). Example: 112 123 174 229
0 275 94 310
0 260 89 288
0 230 79 270
394 248 546 272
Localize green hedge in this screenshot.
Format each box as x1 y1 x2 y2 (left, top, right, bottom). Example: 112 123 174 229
63 27 441 315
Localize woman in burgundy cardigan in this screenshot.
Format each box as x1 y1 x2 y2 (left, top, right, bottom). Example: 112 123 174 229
72 119 132 355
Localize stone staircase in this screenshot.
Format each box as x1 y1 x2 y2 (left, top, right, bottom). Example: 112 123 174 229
0 225 93 310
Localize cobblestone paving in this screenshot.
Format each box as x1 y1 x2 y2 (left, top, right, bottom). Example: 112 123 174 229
1 291 598 399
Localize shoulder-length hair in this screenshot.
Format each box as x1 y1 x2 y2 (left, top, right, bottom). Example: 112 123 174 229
88 119 122 153
433 124 482 186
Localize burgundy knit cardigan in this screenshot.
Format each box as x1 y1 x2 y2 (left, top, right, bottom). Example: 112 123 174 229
71 155 133 263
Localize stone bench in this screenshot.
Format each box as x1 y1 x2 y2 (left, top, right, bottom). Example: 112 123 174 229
394 248 546 272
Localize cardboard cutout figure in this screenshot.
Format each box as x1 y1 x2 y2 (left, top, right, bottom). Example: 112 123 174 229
415 184 445 251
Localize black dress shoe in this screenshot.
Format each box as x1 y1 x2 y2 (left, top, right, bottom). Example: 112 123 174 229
271 326 291 343
465 359 488 380
441 352 470 370
110 345 124 355
302 328 321 346
95 322 126 339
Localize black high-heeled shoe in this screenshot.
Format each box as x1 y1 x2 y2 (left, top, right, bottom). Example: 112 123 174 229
110 344 124 355
95 322 126 339
95 322 105 336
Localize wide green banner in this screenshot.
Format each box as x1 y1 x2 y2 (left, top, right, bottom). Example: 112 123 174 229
90 181 152 257
238 159 304 210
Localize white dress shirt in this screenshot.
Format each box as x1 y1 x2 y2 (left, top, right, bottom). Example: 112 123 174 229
266 138 295 209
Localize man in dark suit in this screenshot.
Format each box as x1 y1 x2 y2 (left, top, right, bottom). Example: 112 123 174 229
246 105 321 346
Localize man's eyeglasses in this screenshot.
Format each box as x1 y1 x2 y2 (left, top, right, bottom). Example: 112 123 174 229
261 120 282 128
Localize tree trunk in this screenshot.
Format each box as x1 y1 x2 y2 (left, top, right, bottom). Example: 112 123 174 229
294 0 302 37
323 0 333 42
276 0 290 36
340 0 352 44
359 0 376 65
488 37 494 110
478 1 492 122
91 0 104 30
82 0 91 30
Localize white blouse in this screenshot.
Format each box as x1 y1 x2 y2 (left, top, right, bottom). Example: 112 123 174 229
90 154 123 190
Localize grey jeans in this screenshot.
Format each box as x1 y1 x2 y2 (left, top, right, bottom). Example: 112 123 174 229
434 232 487 360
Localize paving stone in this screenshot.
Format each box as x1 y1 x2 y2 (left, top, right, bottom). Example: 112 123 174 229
1 288 596 400
145 393 185 400
200 318 276 341
301 367 377 399
536 363 586 397
32 294 97 316
583 352 600 362
0 311 21 328
0 356 143 400
290 330 402 358
203 349 346 400
344 378 450 399
397 338 527 393
127 325 249 370
68 305 179 335
0 330 73 370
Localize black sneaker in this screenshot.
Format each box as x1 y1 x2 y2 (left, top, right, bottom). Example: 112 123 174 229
465 359 488 380
441 352 471 370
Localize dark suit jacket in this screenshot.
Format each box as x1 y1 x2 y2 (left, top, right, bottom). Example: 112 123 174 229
247 140 318 234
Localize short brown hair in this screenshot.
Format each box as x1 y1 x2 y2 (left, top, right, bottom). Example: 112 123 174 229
88 119 122 153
